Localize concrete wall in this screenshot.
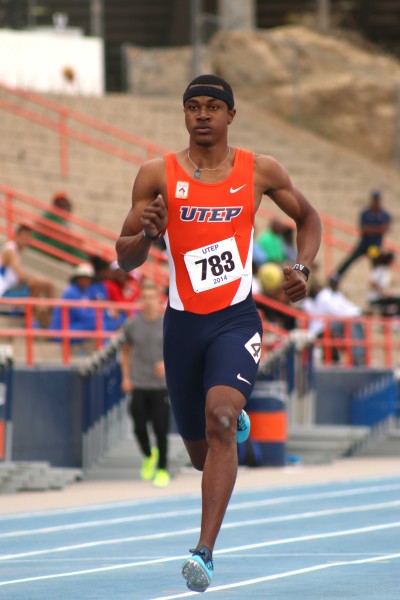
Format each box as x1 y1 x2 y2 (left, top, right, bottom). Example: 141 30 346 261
315 367 394 425
11 367 83 467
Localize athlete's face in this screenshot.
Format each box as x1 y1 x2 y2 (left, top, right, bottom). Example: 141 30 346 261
184 95 235 146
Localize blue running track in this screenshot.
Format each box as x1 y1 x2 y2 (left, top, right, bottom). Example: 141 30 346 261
0 476 399 599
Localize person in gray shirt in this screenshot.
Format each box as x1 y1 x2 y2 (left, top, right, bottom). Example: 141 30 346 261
120 281 170 487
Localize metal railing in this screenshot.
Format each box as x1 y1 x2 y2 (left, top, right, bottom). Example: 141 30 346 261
0 81 168 176
2 82 400 277
1 295 399 369
0 184 169 286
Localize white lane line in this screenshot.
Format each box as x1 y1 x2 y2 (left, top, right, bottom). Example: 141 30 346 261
2 482 400 539
1 477 399 521
0 492 201 522
150 552 400 600
0 521 399 587
1 499 400 561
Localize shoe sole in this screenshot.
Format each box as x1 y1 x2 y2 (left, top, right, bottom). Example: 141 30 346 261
182 558 211 593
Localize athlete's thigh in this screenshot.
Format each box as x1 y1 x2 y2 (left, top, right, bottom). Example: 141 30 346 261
204 317 263 401
163 307 207 440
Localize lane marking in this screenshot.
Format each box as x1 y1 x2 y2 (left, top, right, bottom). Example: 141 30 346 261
0 521 399 587
1 499 400 561
2 483 400 539
0 492 201 522
150 552 400 599
1 477 399 522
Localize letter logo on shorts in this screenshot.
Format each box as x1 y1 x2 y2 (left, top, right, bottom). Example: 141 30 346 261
245 332 262 364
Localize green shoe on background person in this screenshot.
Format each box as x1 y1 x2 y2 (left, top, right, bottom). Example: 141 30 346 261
140 447 158 481
153 468 171 488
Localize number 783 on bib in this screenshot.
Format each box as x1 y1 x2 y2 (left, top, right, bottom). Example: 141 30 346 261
184 237 244 293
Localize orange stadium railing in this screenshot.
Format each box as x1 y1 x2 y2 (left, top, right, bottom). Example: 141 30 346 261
256 205 400 277
1 84 400 369
1 296 399 369
253 293 400 370
0 184 169 287
0 82 167 176
1 82 400 277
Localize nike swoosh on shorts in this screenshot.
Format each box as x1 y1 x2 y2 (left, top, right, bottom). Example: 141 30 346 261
237 373 251 385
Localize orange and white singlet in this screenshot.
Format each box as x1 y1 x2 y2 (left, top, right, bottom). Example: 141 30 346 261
164 148 255 314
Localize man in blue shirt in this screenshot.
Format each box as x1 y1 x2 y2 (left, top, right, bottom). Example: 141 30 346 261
335 190 391 279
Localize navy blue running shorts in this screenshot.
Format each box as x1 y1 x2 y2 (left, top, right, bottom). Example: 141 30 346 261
163 293 263 440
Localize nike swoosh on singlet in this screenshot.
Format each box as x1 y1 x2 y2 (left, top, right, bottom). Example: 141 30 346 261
237 373 251 385
230 184 246 194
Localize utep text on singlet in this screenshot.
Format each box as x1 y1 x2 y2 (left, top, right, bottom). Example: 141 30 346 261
164 148 255 314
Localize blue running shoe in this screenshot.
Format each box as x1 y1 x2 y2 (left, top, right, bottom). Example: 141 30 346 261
182 546 214 593
236 409 250 443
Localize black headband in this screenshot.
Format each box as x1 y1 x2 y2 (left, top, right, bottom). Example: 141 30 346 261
183 85 234 110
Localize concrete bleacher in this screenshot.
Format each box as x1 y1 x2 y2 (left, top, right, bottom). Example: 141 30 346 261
0 461 82 493
3 89 400 470
1 89 400 309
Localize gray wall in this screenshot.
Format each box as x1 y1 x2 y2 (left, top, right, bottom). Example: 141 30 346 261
315 367 394 425
11 367 83 467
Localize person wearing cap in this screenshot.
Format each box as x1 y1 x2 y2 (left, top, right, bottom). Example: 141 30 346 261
49 262 124 345
49 262 97 341
116 74 321 592
333 190 392 280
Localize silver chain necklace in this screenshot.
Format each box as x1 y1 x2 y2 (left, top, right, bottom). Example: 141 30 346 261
187 146 231 180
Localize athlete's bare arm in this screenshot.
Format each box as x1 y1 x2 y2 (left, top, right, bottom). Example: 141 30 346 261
254 154 322 302
116 159 168 272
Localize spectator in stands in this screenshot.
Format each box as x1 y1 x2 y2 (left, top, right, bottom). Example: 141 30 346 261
0 224 55 299
367 251 400 316
49 262 125 346
33 192 87 261
89 256 113 300
105 261 141 304
333 190 392 280
120 281 170 488
90 256 141 322
253 261 296 331
302 275 365 365
254 218 286 265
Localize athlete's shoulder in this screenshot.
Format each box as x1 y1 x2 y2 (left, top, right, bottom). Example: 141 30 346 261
253 153 283 171
137 156 167 177
254 153 290 188
133 156 168 195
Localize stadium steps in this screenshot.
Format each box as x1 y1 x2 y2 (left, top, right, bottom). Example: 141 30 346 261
1 90 400 306
0 461 82 494
286 424 371 465
83 431 190 481
83 423 372 478
351 423 400 458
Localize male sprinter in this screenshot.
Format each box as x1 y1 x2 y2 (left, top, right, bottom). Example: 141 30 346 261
116 74 321 592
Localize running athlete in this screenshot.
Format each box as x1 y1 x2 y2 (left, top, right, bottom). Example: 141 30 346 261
116 74 322 593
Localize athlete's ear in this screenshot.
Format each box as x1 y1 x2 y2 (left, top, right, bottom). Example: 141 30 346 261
227 109 236 124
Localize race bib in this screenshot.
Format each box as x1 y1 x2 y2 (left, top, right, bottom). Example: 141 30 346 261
184 237 244 293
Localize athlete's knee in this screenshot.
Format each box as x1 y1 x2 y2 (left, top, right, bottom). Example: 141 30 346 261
206 404 236 443
206 387 243 443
